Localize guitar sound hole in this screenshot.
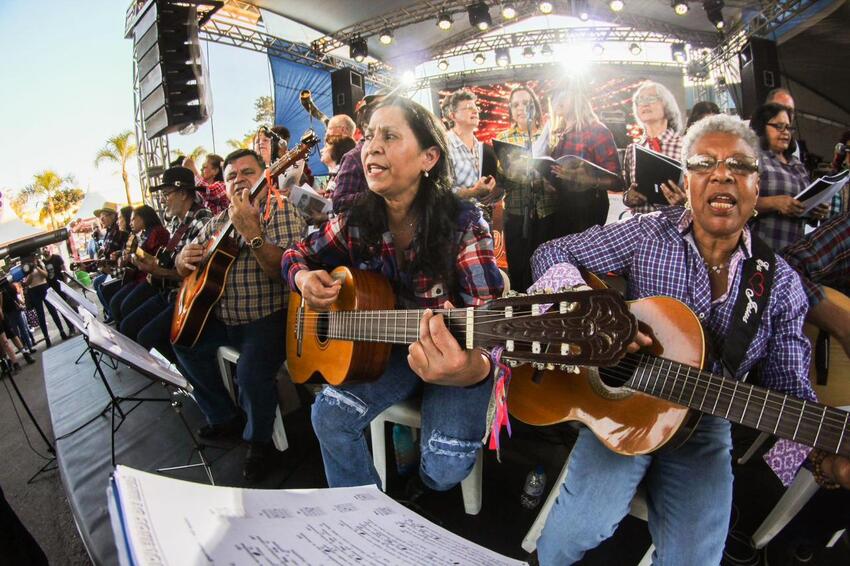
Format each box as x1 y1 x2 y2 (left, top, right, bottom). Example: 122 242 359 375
316 312 330 343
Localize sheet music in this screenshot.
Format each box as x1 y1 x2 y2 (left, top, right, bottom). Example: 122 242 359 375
45 289 87 334
109 465 525 566
290 183 332 215
793 170 850 214
59 279 99 317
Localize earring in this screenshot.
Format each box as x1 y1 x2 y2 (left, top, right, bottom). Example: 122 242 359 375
423 169 430 178
752 208 758 218
684 199 692 211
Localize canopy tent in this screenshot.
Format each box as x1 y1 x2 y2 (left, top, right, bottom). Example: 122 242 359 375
0 204 40 245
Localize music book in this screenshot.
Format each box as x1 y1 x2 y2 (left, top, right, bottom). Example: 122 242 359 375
634 144 684 206
108 465 526 566
529 154 625 192
492 139 534 184
290 183 332 216
793 169 850 214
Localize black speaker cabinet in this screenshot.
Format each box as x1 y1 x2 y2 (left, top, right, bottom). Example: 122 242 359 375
739 38 781 119
331 68 365 119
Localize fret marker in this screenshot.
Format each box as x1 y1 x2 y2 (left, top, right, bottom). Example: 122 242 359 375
465 307 474 350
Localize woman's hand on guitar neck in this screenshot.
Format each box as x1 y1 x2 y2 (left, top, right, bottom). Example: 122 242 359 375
408 301 491 387
295 270 341 311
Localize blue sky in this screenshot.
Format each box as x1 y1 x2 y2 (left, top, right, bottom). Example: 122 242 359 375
0 0 270 221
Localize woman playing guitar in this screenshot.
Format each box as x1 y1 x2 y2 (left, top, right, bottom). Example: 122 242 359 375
282 96 504 491
529 114 850 565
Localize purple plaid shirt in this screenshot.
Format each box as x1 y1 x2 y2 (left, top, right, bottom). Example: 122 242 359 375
623 129 683 215
781 211 850 305
331 139 367 214
751 149 810 251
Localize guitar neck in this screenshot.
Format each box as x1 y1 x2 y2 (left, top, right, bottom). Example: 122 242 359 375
628 355 850 457
305 308 472 347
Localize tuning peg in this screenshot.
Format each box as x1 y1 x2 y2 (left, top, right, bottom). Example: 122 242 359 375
559 364 580 374
507 359 520 367
505 290 519 297
532 362 545 370
544 287 554 295
557 286 570 293
545 363 555 370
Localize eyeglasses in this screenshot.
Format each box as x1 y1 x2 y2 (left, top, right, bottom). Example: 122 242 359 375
456 104 479 113
766 123 796 133
635 95 661 105
685 154 759 175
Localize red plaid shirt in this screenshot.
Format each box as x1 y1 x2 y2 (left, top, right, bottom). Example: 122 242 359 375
282 203 504 309
551 122 622 177
195 178 229 215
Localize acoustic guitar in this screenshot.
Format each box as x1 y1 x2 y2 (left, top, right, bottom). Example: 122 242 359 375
509 293 850 458
285 266 637 386
171 131 319 347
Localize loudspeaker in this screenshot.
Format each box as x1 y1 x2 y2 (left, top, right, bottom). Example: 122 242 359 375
331 68 365 119
130 0 207 138
739 37 781 119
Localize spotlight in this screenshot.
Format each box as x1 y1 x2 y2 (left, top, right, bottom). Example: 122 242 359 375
437 11 453 30
577 0 590 20
541 43 553 56
703 0 725 29
592 43 604 56
672 0 689 15
469 2 492 31
671 42 687 63
438 59 449 71
473 52 486 65
629 42 642 56
379 29 393 45
539 1 554 14
496 47 511 67
609 0 625 12
350 36 368 62
400 70 416 87
522 46 535 59
502 3 517 19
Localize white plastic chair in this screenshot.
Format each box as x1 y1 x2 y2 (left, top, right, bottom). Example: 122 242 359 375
369 397 484 515
216 346 288 452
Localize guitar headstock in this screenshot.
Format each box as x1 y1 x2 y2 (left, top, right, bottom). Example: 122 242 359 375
268 130 320 178
474 288 636 368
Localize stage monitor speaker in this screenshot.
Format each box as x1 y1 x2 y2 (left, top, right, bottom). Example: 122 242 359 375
130 0 207 138
331 68 365 119
739 37 781 119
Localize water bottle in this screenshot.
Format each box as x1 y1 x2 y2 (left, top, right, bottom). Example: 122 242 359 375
392 424 419 477
520 465 547 509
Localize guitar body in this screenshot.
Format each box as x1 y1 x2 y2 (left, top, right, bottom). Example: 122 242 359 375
286 267 395 386
170 237 239 348
509 296 705 455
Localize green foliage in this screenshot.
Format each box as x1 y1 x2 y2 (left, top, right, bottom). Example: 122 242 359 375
11 170 85 229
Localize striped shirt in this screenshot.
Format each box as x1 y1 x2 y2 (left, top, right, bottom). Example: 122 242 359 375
193 198 305 325
781 210 850 305
495 126 558 218
447 130 481 195
751 149 810 251
623 129 683 214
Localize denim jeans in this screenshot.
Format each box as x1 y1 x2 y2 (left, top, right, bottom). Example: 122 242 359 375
174 310 286 443
137 298 178 364
92 273 109 312
311 347 492 491
8 311 33 350
27 284 66 343
537 417 733 566
111 281 158 324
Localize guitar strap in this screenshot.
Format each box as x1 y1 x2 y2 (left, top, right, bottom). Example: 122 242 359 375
721 234 775 376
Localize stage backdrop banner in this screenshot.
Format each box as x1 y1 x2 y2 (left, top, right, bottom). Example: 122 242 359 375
269 46 332 176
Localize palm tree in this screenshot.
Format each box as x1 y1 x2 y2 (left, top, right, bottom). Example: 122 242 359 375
226 132 255 150
171 145 207 164
94 130 137 205
12 170 84 230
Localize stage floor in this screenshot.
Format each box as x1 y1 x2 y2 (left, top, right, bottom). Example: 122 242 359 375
44 337 850 565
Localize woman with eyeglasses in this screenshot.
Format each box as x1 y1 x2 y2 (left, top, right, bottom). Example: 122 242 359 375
622 81 687 213
750 102 829 251
530 114 837 564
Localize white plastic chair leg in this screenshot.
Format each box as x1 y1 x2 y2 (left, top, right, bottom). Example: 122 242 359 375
752 468 820 548
522 456 572 553
738 431 771 465
461 450 484 515
370 416 389 492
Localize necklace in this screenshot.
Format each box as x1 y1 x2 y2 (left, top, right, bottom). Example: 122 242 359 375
704 260 729 274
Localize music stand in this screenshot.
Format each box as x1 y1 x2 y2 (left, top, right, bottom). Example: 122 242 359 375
57 280 117 370
80 311 214 484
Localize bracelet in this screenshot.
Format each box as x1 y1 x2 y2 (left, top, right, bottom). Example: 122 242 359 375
810 449 841 489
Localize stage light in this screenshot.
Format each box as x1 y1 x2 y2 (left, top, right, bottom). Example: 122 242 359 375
438 59 449 71
592 43 605 56
629 42 642 56
350 36 368 62
609 0 625 12
502 3 517 19
379 29 393 45
557 44 591 75
671 42 687 63
539 1 554 14
473 52 486 65
522 46 535 59
469 2 492 31
703 0 725 29
576 0 590 20
672 0 689 15
541 43 553 56
400 70 416 87
437 12 453 30
495 47 511 67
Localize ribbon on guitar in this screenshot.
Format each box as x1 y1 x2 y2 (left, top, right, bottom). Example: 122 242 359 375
482 346 512 462
263 169 286 222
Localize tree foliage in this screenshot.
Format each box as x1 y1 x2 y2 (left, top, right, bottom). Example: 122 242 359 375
254 95 275 126
94 130 137 205
11 170 85 229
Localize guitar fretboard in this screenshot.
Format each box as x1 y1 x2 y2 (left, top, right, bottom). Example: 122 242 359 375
627 354 850 456
300 308 470 346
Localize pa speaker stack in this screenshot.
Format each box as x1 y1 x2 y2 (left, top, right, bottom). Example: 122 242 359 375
129 0 208 138
739 38 781 119
331 69 365 119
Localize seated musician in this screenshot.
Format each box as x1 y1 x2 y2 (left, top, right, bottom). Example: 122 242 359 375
529 114 849 565
330 94 385 214
119 167 212 363
282 96 503 491
108 205 170 324
99 205 136 319
91 202 128 321
174 149 305 482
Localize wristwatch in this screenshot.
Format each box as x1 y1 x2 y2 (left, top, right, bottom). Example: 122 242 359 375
248 235 264 249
